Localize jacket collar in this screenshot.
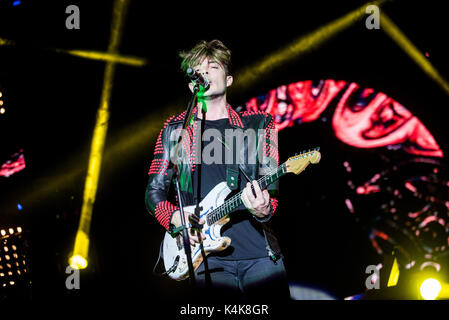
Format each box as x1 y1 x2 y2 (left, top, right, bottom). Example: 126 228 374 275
226 104 244 129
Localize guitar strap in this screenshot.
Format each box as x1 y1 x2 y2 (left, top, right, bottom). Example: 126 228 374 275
194 114 206 216
216 133 240 191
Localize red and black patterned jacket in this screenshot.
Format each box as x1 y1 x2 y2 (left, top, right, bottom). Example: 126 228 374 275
145 104 282 257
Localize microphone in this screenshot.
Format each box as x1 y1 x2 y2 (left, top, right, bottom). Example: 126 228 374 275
186 68 209 88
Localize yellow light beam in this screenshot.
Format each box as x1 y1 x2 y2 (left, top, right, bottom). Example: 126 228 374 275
55 49 147 67
380 12 449 97
231 0 390 94
2 36 145 67
387 256 399 287
71 0 130 268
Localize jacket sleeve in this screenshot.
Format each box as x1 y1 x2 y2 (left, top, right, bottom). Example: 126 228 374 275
255 114 279 222
145 121 179 230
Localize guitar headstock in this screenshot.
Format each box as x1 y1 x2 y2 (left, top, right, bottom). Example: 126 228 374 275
285 147 321 175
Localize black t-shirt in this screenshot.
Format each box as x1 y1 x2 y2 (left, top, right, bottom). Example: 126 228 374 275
195 118 268 260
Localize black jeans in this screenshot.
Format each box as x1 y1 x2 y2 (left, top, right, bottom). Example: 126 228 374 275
194 256 291 302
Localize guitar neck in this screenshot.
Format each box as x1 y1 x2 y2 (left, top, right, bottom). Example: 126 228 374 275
206 163 287 225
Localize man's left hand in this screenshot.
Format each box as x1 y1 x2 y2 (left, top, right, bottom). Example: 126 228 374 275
241 180 271 219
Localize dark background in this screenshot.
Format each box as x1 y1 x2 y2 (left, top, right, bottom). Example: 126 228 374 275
0 0 448 303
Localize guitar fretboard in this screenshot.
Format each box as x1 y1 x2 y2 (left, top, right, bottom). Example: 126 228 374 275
206 163 286 225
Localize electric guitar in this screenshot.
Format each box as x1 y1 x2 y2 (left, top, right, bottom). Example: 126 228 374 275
162 148 321 280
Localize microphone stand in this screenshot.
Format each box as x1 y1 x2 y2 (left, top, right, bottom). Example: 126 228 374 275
171 82 202 287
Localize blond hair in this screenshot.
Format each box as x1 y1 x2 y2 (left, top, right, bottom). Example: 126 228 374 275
179 40 232 75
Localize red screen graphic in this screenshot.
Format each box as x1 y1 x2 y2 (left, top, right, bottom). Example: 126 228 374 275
245 80 443 158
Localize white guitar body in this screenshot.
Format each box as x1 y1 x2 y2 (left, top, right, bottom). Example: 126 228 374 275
162 181 232 281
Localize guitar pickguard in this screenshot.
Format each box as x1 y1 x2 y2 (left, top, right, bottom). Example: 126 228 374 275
162 182 232 280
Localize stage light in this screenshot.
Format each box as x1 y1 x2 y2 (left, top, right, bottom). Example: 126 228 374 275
71 230 90 269
17 227 22 233
0 91 2 98
0 228 32 290
0 230 5 236
0 100 3 106
420 278 441 300
69 254 88 270
71 0 129 270
0 108 5 114
17 203 23 210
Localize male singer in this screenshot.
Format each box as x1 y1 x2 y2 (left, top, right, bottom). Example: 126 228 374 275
145 39 290 301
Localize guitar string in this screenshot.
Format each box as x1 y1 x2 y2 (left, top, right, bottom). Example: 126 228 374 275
206 163 286 224
206 149 318 224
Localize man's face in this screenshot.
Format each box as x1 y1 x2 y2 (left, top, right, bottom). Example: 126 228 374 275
189 57 233 97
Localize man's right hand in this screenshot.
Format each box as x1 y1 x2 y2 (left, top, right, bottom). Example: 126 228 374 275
171 210 206 246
